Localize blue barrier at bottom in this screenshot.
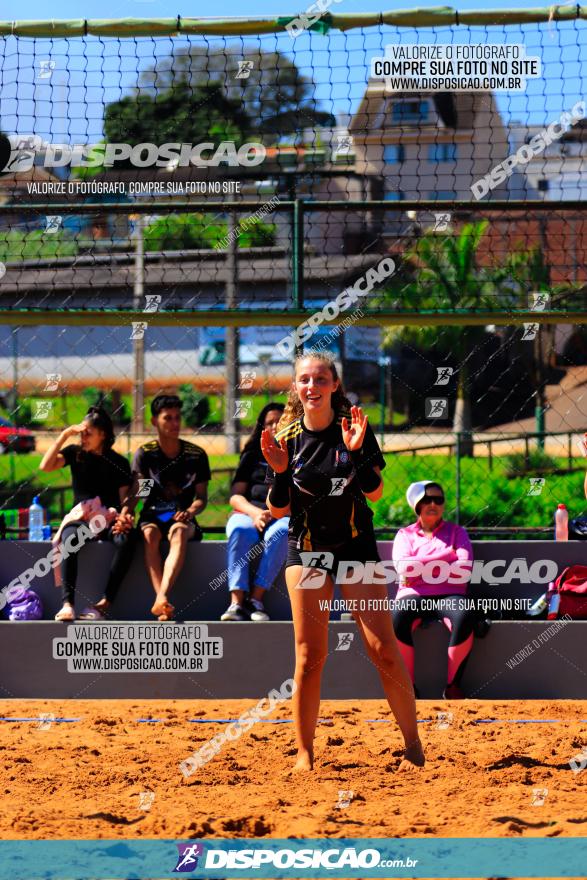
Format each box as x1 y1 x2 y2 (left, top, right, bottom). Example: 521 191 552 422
0 837 586 879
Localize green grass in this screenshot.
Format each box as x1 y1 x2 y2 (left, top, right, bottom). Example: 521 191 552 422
373 454 587 531
2 450 585 534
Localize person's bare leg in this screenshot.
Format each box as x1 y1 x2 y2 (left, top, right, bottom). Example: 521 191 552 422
152 522 194 618
142 525 164 599
286 566 333 771
341 581 425 769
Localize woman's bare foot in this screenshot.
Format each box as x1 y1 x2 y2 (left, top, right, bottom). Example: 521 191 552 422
151 597 174 619
94 598 110 613
292 750 313 772
55 602 75 622
398 739 425 771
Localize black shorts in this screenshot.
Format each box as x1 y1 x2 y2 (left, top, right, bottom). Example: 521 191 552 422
286 531 380 575
139 514 203 541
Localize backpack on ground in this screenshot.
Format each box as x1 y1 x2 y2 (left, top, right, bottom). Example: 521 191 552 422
5 587 43 621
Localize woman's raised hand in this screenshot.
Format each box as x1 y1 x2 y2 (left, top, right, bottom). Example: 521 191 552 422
341 405 368 452
261 428 289 473
65 422 85 438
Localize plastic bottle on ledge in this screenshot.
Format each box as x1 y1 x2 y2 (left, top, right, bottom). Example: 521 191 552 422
527 591 549 617
555 504 568 541
547 581 560 620
28 496 44 542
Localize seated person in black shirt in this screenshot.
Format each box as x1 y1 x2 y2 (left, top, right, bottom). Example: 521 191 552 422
39 406 137 622
121 394 211 621
221 402 289 622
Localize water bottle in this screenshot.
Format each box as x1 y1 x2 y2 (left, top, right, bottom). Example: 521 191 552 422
527 592 548 617
530 581 555 618
547 583 560 620
28 496 44 541
555 504 568 541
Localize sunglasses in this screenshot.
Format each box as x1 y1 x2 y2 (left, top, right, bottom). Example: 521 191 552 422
420 493 445 505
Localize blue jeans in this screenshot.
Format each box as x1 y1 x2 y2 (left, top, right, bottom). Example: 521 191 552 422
226 513 289 593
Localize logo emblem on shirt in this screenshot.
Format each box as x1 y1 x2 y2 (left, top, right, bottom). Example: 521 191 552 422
329 477 347 496
292 454 305 472
335 447 350 466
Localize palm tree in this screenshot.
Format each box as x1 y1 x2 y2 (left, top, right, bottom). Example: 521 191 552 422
380 220 515 456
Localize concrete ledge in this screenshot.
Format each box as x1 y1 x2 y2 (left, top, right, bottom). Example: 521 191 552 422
2 539 587 621
1 620 585 700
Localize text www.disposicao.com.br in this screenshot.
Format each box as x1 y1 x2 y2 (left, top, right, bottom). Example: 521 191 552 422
70 657 202 671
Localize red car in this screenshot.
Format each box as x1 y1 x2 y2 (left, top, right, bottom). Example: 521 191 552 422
0 417 36 454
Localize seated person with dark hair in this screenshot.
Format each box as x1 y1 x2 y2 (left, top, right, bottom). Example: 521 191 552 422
221 402 289 622
39 406 137 621
121 394 211 621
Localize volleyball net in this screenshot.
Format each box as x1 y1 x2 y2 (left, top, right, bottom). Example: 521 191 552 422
1 7 587 532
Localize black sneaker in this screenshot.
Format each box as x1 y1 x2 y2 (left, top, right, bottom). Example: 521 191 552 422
246 597 270 621
220 602 247 622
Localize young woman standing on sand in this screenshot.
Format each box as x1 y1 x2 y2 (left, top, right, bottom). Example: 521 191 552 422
261 352 425 772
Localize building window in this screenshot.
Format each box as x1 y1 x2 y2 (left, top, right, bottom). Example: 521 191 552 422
384 144 405 164
429 190 457 200
391 100 429 124
428 143 458 162
537 179 549 192
385 191 404 200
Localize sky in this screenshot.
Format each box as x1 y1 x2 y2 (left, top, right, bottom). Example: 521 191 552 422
1 0 584 142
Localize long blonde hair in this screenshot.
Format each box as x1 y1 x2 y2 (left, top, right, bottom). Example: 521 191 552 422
278 352 353 431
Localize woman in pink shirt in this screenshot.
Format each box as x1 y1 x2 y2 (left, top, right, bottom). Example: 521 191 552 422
392 480 475 699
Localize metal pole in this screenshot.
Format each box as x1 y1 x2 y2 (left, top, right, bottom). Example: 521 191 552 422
535 218 550 451
378 357 385 448
292 198 304 358
11 326 18 416
292 199 305 310
455 434 462 524
131 215 145 435
387 360 393 429
378 356 390 447
224 211 240 455
535 323 545 451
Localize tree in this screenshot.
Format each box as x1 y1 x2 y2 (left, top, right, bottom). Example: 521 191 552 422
178 385 210 428
136 46 335 141
380 221 517 456
103 81 250 163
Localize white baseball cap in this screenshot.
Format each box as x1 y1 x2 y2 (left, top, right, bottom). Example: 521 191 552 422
406 480 439 512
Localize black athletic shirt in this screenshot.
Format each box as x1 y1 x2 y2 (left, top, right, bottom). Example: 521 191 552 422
231 448 269 511
132 439 211 519
266 410 385 550
61 444 131 510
